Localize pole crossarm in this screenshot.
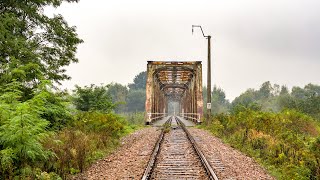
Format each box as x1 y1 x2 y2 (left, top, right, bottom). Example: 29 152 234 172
192 25 210 38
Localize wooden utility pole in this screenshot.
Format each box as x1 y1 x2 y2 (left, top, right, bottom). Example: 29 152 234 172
192 25 212 124
207 35 211 123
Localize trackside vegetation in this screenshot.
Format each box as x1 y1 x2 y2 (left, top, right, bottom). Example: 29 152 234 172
204 109 320 179
1 0 319 179
0 81 145 179
202 82 320 179
0 0 147 178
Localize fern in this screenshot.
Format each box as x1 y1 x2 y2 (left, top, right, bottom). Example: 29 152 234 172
0 81 52 178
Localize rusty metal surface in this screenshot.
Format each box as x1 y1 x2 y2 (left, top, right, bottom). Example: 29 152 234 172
145 61 203 123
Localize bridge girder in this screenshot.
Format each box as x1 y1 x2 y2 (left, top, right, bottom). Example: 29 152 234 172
145 61 203 124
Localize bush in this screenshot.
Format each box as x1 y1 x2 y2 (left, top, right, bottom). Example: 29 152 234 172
43 111 126 178
0 82 52 179
123 112 145 127
203 108 320 179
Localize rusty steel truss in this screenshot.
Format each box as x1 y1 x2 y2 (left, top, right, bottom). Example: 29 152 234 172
145 61 203 124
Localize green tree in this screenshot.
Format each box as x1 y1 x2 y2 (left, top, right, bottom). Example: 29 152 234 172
0 0 83 99
278 84 320 120
73 84 115 113
39 90 73 130
291 86 306 99
126 89 145 112
0 81 51 178
279 85 289 95
211 86 230 114
126 71 146 112
258 81 273 99
128 71 146 90
107 83 128 113
232 88 256 108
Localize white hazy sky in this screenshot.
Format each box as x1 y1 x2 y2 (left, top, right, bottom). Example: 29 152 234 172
46 0 320 100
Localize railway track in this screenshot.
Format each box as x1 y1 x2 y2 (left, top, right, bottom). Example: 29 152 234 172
142 116 219 180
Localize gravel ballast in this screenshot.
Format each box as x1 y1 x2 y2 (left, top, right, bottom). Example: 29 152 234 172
188 128 274 179
78 126 274 179
78 127 160 179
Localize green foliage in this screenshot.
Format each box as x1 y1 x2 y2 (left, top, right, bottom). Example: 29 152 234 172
231 82 320 121
107 83 128 113
73 84 115 113
204 109 320 179
43 111 126 178
128 71 146 90
126 89 146 112
203 86 230 114
0 0 83 99
125 71 146 113
211 86 230 114
0 81 52 179
0 2 83 176
258 81 274 99
162 120 172 133
281 84 320 120
73 112 126 140
123 112 145 127
39 90 73 131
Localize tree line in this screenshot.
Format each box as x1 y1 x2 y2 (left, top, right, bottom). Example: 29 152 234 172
206 81 320 121
204 81 320 179
73 71 146 114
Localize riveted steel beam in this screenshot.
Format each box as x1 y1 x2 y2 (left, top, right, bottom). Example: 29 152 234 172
145 61 203 124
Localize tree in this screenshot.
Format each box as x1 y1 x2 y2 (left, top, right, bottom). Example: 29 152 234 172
280 85 289 95
291 86 306 99
0 0 83 99
258 81 273 99
107 83 128 113
232 88 256 108
73 84 115 113
0 81 51 178
211 86 230 114
128 71 146 90
39 89 73 130
126 71 146 112
126 89 145 112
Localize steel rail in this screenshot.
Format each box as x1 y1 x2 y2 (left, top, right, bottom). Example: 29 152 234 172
141 117 172 180
176 117 219 180
142 116 219 180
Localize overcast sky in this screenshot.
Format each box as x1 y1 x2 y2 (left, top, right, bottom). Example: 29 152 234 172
46 0 320 100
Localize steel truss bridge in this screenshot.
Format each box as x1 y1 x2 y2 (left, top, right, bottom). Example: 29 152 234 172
145 61 203 124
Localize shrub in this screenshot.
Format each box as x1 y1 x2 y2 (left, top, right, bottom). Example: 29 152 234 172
0 82 52 179
43 111 126 178
205 108 320 179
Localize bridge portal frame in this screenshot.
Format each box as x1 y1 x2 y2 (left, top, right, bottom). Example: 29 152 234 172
145 61 203 124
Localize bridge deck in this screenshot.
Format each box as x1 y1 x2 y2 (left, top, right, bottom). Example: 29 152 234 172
152 116 196 127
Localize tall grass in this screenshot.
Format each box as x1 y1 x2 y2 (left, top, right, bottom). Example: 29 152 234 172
203 109 320 179
42 112 127 179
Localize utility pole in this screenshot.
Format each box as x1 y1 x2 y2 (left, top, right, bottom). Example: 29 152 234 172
192 25 212 123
